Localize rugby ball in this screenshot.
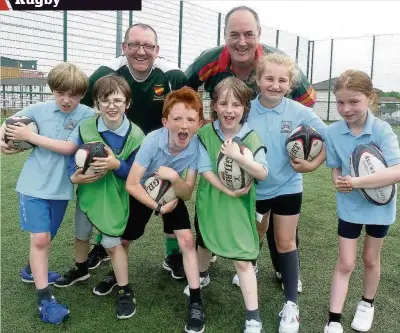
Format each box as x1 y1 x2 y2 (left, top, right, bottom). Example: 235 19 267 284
144 174 177 205
4 116 39 150
75 141 108 175
286 125 323 161
217 137 253 191
350 143 395 206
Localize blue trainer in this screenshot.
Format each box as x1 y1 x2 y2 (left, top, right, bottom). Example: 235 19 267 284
39 296 70 324
21 265 61 285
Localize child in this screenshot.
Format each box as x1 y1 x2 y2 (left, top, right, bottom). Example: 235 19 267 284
324 70 400 333
247 53 327 333
185 77 268 333
110 86 205 333
0 62 95 324
53 74 144 320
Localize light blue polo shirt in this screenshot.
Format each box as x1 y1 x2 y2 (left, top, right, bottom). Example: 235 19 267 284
14 100 95 200
197 120 268 173
326 111 400 225
248 96 328 200
135 127 199 184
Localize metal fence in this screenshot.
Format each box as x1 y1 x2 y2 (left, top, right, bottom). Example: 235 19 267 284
1 0 400 121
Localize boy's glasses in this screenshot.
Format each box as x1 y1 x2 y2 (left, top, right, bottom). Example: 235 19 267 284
98 99 126 107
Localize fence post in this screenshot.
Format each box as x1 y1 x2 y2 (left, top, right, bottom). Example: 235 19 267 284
129 10 133 26
217 13 221 46
370 35 376 80
306 40 311 79
63 11 67 61
310 41 314 84
275 30 279 49
116 11 123 57
327 39 334 122
295 36 299 63
178 0 183 68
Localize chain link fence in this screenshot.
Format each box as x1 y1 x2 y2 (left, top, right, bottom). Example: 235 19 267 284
1 1 400 123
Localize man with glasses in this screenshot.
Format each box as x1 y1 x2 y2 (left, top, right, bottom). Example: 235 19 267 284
78 24 188 293
186 6 316 333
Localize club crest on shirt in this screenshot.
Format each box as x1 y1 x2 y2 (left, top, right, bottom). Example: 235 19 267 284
64 119 78 130
153 84 165 100
281 120 292 133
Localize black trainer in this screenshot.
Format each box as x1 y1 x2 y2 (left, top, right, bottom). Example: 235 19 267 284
93 271 117 296
54 267 90 288
88 244 110 270
185 302 205 333
116 286 136 320
162 252 185 279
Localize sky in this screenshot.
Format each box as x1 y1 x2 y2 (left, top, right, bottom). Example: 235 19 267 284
190 0 400 40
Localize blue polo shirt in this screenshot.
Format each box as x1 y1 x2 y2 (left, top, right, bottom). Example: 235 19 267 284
135 127 199 184
14 100 95 200
247 96 328 200
326 111 400 225
197 120 268 173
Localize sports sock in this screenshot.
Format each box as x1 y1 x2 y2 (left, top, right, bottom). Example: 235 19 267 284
279 249 299 303
76 261 88 275
166 237 180 256
246 308 261 322
200 270 208 278
328 311 342 323
362 295 374 305
189 287 202 304
37 286 53 305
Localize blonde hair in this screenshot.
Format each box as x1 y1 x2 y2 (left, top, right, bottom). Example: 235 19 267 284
47 62 89 96
256 52 301 94
211 77 253 123
333 70 378 111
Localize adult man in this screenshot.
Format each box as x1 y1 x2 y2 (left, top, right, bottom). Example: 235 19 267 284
186 6 316 333
77 24 188 292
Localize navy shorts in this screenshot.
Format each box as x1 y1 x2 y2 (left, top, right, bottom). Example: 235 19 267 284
338 218 389 239
256 192 303 216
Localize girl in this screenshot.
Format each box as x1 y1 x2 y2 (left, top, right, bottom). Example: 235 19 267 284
186 77 268 333
247 52 328 333
324 70 400 333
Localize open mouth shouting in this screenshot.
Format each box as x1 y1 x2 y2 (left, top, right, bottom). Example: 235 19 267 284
177 131 189 143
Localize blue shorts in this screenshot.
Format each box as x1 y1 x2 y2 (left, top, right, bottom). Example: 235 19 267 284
18 193 68 238
338 218 389 239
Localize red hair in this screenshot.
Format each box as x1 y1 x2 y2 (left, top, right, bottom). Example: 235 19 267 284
162 87 204 121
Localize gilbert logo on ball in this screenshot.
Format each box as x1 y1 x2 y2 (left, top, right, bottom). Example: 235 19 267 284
4 116 39 150
217 137 253 191
350 143 395 206
144 174 177 205
75 141 108 175
285 125 323 161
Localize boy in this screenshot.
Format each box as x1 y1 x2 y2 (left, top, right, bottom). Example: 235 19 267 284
54 74 144 320
0 62 95 324
101 86 205 332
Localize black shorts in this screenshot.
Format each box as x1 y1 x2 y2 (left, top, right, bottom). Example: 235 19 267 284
194 212 205 249
122 196 191 241
256 192 303 216
338 218 390 239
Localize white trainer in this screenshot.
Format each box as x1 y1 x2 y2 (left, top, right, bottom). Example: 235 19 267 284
244 319 262 333
324 322 343 333
183 274 211 296
210 255 217 263
351 300 374 332
279 301 300 333
281 279 303 293
232 264 259 287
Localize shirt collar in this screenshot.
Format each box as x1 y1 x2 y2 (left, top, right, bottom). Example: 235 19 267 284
339 110 375 136
254 94 286 114
217 44 265 72
213 119 252 140
98 114 130 137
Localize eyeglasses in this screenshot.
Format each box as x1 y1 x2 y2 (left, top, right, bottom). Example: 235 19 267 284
98 99 126 107
126 42 156 52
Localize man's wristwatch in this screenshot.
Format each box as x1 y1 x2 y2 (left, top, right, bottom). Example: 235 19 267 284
154 203 162 216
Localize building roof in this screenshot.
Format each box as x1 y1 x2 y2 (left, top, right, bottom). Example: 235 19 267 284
312 77 383 93
1 77 47 86
1 56 38 70
379 96 399 103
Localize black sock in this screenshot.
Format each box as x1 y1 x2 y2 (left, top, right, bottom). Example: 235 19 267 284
37 286 52 305
246 308 260 322
328 311 342 323
189 287 202 304
199 271 208 278
76 261 88 274
279 249 299 303
362 295 374 305
26 263 32 274
117 284 132 293
251 259 257 267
